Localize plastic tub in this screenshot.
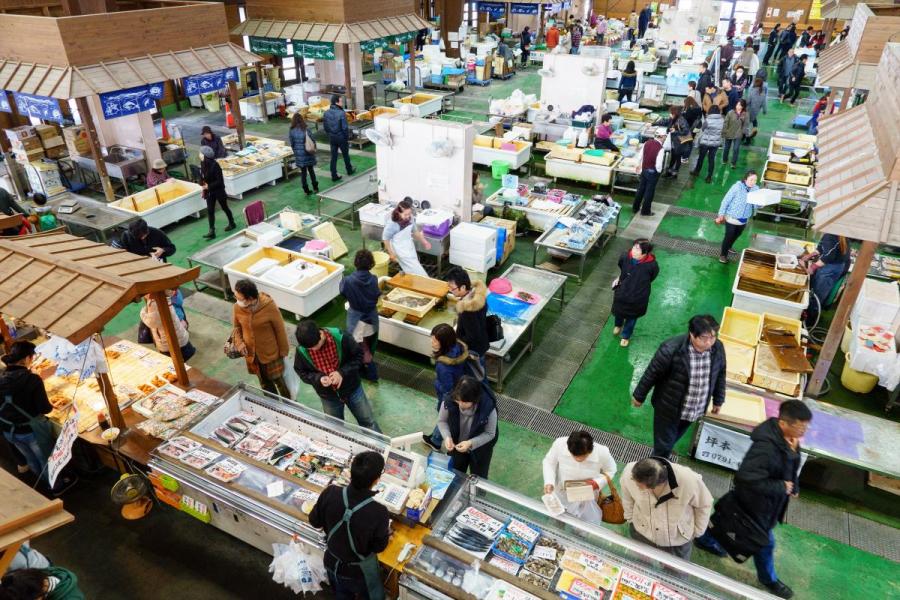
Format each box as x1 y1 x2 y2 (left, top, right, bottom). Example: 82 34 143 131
841 352 878 393
840 323 852 354
372 251 390 277
491 160 511 179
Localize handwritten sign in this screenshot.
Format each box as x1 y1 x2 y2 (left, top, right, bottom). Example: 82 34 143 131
47 404 79 487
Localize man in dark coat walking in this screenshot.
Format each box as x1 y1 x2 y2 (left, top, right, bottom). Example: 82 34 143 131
611 239 659 347
322 94 355 182
638 5 652 39
632 315 726 458
696 400 811 599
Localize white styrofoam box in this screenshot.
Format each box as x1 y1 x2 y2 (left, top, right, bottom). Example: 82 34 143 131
417 209 454 228
450 222 497 251
450 249 496 273
247 257 279 276
851 278 899 328
359 202 393 227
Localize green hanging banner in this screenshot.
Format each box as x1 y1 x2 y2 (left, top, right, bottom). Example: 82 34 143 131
293 41 336 59
359 32 417 53
249 37 290 57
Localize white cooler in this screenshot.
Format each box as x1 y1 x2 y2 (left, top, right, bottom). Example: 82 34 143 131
450 223 497 272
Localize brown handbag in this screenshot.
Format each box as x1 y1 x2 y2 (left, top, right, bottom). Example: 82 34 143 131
598 474 626 524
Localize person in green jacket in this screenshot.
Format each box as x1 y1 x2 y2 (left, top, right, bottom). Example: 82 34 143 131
0 566 86 600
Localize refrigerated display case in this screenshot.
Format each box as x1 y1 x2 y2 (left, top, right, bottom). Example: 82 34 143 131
399 478 776 600
147 384 432 556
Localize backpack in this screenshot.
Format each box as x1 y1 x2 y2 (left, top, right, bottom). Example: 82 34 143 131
304 130 316 153
486 314 504 343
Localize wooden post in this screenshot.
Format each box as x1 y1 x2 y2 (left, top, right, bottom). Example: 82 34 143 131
74 97 115 202
538 4 544 47
227 80 245 149
151 291 189 387
806 240 878 397
408 40 417 92
255 63 268 123
0 313 12 354
343 43 353 110
824 88 837 119
822 18 835 42
97 371 126 432
838 86 852 113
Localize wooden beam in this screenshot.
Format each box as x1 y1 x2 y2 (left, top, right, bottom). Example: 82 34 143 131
97 370 126 432
408 39 416 94
806 240 878 397
342 43 352 110
227 80 245 149
0 312 12 354
151 291 189 387
74 97 115 202
255 63 268 122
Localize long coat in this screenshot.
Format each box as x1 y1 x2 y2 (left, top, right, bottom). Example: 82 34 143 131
612 252 659 319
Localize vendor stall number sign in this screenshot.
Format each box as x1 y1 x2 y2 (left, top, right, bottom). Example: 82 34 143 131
695 423 753 471
180 495 209 517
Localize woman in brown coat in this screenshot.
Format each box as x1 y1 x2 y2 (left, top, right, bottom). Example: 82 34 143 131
231 279 291 398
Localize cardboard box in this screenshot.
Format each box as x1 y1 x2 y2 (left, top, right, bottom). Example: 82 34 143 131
41 135 65 149
45 146 69 159
13 147 44 163
35 123 60 141
13 135 44 152
4 126 36 143
63 126 91 156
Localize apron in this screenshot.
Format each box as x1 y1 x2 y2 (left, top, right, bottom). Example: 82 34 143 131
326 487 385 600
391 223 428 277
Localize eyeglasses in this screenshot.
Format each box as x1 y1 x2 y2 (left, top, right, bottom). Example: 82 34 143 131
696 333 718 342
447 285 459 293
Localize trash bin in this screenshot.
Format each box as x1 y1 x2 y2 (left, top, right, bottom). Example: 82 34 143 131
840 352 878 394
371 251 390 277
491 160 510 179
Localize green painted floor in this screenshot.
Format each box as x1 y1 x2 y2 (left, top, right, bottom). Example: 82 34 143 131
70 64 899 598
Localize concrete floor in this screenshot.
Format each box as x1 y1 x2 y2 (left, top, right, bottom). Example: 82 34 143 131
11 62 900 599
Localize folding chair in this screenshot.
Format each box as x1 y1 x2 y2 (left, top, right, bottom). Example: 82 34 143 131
243 200 266 227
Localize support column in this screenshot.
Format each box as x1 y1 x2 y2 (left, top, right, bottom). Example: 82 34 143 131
343 44 353 109
2 92 26 202
75 97 115 202
97 371 126 432
408 40 417 92
824 88 837 118
255 64 268 123
442 0 464 58
838 86 852 113
806 240 877 397
0 314 12 354
227 80 245 149
151 291 189 387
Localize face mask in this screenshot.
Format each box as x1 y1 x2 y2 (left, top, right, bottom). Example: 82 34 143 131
236 299 251 308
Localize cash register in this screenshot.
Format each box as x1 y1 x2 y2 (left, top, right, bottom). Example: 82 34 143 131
373 448 426 513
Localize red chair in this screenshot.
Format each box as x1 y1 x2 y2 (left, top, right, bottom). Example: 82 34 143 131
243 200 266 227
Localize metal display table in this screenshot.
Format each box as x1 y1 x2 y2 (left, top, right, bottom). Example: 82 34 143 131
45 192 138 242
317 167 378 228
531 214 620 282
186 209 320 297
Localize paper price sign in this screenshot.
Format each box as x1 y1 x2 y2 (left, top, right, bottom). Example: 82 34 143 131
652 583 688 600
532 546 557 561
618 570 654 594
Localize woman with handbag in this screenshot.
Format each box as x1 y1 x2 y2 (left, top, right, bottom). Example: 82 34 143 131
620 457 714 559
288 112 319 196
611 239 659 347
229 279 292 399
541 431 617 524
0 342 76 495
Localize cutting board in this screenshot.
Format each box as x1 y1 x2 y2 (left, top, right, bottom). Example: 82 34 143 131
762 328 813 373
387 273 449 299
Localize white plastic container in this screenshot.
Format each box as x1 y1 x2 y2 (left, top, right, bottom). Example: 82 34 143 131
731 252 809 321
107 179 204 229
851 278 899 328
450 222 497 272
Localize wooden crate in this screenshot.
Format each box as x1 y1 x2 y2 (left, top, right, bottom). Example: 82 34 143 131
751 343 801 396
382 288 437 318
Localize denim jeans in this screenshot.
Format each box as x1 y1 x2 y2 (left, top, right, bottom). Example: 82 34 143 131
428 397 444 447
327 570 370 600
651 412 693 458
614 316 637 339
3 430 47 481
633 169 659 215
722 138 741 166
329 138 353 179
697 529 777 585
320 385 382 432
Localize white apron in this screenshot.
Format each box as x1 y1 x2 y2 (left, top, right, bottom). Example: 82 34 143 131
392 223 428 277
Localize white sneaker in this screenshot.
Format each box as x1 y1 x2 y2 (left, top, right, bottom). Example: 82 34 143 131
613 326 622 335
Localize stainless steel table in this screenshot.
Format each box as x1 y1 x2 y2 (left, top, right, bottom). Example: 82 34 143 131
44 192 138 243
531 213 620 282
316 167 378 229
186 209 320 297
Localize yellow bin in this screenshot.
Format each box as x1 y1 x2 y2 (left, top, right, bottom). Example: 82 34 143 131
371 251 390 277
840 352 878 394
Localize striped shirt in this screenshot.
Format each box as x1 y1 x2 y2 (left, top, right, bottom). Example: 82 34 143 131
681 345 711 421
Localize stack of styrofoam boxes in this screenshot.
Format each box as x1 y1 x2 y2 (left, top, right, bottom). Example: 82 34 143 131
34 124 67 159
5 126 44 166
851 278 899 331
450 222 497 273
63 125 91 158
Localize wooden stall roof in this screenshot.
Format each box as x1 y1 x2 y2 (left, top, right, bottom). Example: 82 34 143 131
0 232 199 344
816 40 879 89
821 0 900 19
818 3 900 89
0 43 259 99
814 43 900 243
232 14 430 43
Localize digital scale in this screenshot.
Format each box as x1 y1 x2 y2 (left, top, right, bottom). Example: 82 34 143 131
57 203 80 214
373 448 426 514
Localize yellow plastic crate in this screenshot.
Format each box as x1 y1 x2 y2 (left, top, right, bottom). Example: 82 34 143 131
761 313 802 344
720 307 763 347
723 339 755 383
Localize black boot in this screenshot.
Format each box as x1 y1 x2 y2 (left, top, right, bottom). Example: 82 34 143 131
203 230 215 240
364 361 379 382
303 187 312 195
224 221 236 232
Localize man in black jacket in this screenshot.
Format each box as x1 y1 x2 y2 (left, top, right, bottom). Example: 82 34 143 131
632 315 726 458
323 94 355 182
696 62 713 96
784 55 807 104
696 400 811 599
309 451 390 600
116 219 175 261
294 319 381 432
762 24 781 64
446 267 489 364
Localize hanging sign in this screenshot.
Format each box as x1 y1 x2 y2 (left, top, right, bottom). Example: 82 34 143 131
182 68 238 97
511 3 539 14
47 403 79 488
249 36 290 57
98 83 164 120
293 41 336 60
542 3 563 14
477 1 507 17
12 92 63 123
360 32 417 53
0 92 11 113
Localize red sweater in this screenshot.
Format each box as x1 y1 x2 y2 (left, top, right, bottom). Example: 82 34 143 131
641 139 663 170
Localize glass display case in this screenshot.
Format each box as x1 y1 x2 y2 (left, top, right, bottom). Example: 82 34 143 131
400 478 775 600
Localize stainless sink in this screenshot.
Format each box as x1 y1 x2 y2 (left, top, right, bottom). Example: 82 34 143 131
72 144 147 180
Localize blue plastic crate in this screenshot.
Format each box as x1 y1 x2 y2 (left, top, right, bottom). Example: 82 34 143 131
442 67 466 75
430 74 444 84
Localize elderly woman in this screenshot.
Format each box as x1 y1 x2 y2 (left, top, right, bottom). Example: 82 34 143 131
620 457 713 559
542 431 617 523
146 159 171 188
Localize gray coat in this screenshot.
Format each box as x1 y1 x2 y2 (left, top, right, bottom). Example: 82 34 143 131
698 114 724 147
288 127 317 167
745 87 767 121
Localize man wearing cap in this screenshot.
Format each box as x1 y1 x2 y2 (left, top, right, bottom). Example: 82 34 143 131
200 125 227 159
323 94 356 182
146 158 171 188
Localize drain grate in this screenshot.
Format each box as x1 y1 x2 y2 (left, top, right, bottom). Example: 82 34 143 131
651 235 722 258
666 206 719 219
847 514 900 563
784 497 850 545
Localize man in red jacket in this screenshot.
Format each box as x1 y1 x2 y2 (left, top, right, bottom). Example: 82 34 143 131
633 131 666 216
545 23 560 50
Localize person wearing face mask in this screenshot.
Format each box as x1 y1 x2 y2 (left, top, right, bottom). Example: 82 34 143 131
381 198 431 277
199 145 236 240
542 431 617 523
200 125 227 159
231 279 291 398
632 315 726 458
437 376 498 477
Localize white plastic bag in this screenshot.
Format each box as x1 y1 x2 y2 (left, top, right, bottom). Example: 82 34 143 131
282 356 302 401
269 540 328 594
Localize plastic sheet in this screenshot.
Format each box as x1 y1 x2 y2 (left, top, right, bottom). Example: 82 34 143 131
487 292 531 324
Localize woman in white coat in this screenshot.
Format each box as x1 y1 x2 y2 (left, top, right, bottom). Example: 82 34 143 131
542 431 617 523
382 198 431 277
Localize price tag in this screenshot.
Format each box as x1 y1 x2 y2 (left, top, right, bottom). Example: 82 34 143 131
532 545 557 561
266 480 285 498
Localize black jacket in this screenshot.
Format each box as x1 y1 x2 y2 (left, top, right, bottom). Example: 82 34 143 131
308 484 390 577
445 384 499 467
0 366 52 434
455 281 489 356
633 334 726 421
201 134 228 159
118 227 175 261
734 418 801 530
612 253 659 319
323 105 349 142
200 157 226 201
294 328 363 401
789 61 806 86
697 70 713 96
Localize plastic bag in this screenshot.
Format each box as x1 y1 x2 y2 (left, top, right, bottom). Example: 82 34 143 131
269 540 328 594
282 356 302 400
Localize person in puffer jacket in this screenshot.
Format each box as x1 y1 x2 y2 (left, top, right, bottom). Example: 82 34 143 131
340 249 382 382
322 94 355 182
423 324 482 450
691 106 724 183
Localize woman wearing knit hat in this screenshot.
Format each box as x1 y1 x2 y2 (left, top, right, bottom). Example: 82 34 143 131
199 146 236 240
